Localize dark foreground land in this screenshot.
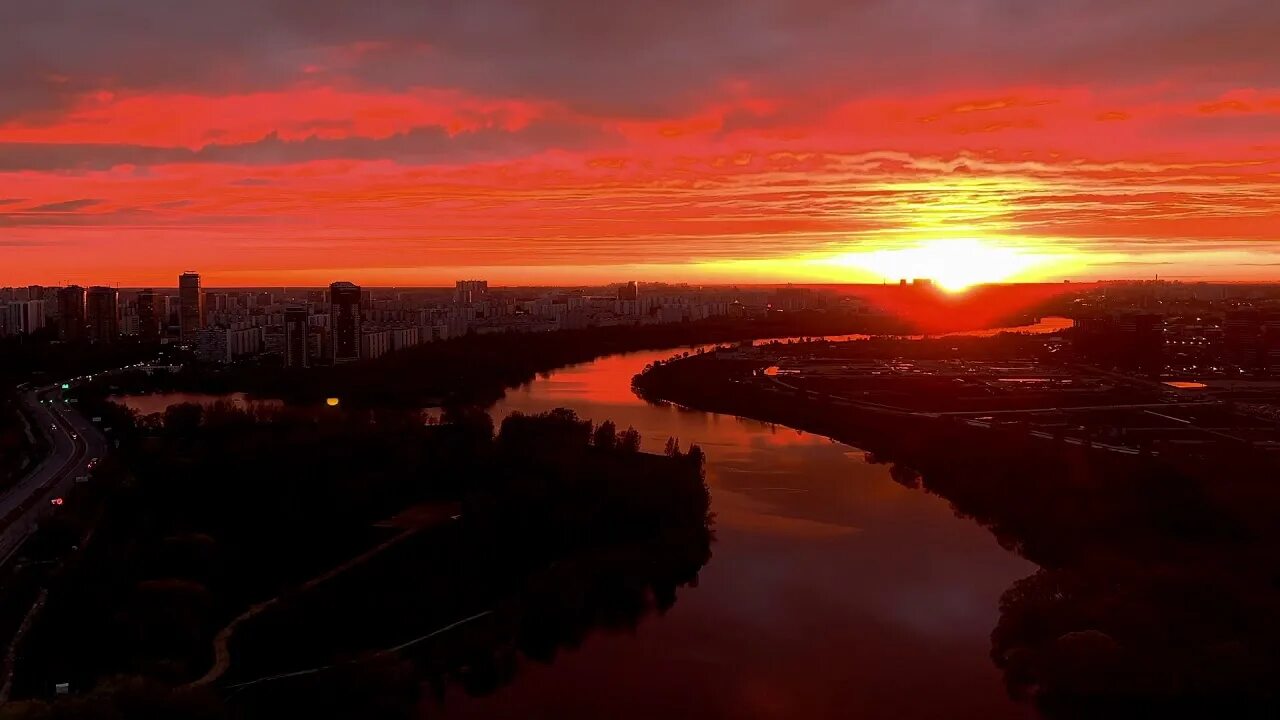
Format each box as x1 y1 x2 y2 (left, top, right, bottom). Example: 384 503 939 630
0 397 43 493
0 398 712 719
634 334 1280 718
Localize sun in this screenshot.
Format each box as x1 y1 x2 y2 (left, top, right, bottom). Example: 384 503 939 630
827 238 1048 292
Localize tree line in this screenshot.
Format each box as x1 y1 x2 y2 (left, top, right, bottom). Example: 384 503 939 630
3 397 712 718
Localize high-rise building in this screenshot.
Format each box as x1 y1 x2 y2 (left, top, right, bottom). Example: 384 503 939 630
86 286 119 343
164 295 180 329
5 300 45 336
206 292 229 314
194 328 229 363
120 305 140 336
329 281 362 363
453 280 488 304
360 328 392 360
284 305 310 369
615 281 641 317
770 286 814 311
179 271 203 340
195 326 264 363
389 326 419 351
57 285 87 342
137 289 162 341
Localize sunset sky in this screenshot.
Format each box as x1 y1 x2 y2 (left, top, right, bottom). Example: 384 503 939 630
3 0 1279 287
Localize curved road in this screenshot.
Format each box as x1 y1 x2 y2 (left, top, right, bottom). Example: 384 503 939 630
0 385 106 565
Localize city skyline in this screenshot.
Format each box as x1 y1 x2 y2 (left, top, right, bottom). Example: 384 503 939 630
3 1 1280 287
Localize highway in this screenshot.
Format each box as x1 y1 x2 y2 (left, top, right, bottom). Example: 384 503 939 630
0 385 106 565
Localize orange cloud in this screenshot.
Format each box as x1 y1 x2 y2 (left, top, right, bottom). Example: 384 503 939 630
3 81 1280 286
0 87 553 147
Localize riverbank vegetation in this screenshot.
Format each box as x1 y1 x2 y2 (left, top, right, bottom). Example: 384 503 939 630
101 311 912 409
224 412 712 717
0 329 161 388
635 344 1280 717
2 400 712 718
0 395 42 491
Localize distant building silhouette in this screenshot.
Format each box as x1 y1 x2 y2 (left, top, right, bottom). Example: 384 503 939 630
4 300 45 336
617 281 639 302
330 281 362 364
769 286 814 311
284 305 310 368
454 279 488 304
179 271 203 340
194 328 229 363
85 286 119 343
137 288 162 341
57 285 86 342
360 327 392 360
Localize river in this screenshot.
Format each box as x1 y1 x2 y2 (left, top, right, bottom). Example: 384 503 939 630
441 320 1061 719
113 318 1066 718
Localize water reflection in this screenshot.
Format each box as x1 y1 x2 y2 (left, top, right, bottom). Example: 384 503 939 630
114 320 1061 718
230 494 713 719
108 391 281 416
451 349 1037 718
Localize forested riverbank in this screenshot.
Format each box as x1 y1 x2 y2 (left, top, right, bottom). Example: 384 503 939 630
635 347 1280 718
98 311 917 409
2 399 711 718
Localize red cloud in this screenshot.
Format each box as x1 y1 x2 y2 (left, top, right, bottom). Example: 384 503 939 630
4 1 1280 284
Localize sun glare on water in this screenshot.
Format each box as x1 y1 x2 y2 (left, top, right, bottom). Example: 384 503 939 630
827 238 1050 292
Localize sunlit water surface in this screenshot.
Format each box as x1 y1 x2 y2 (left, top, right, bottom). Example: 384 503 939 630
114 320 1069 719
444 321 1059 718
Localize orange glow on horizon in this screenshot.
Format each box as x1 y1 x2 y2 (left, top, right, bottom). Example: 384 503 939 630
820 238 1068 292
3 17 1279 286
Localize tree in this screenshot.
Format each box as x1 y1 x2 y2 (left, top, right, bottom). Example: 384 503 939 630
618 427 642 453
685 444 706 470
592 420 617 450
162 403 203 437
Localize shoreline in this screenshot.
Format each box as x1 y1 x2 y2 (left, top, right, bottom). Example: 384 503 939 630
632 342 1280 714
